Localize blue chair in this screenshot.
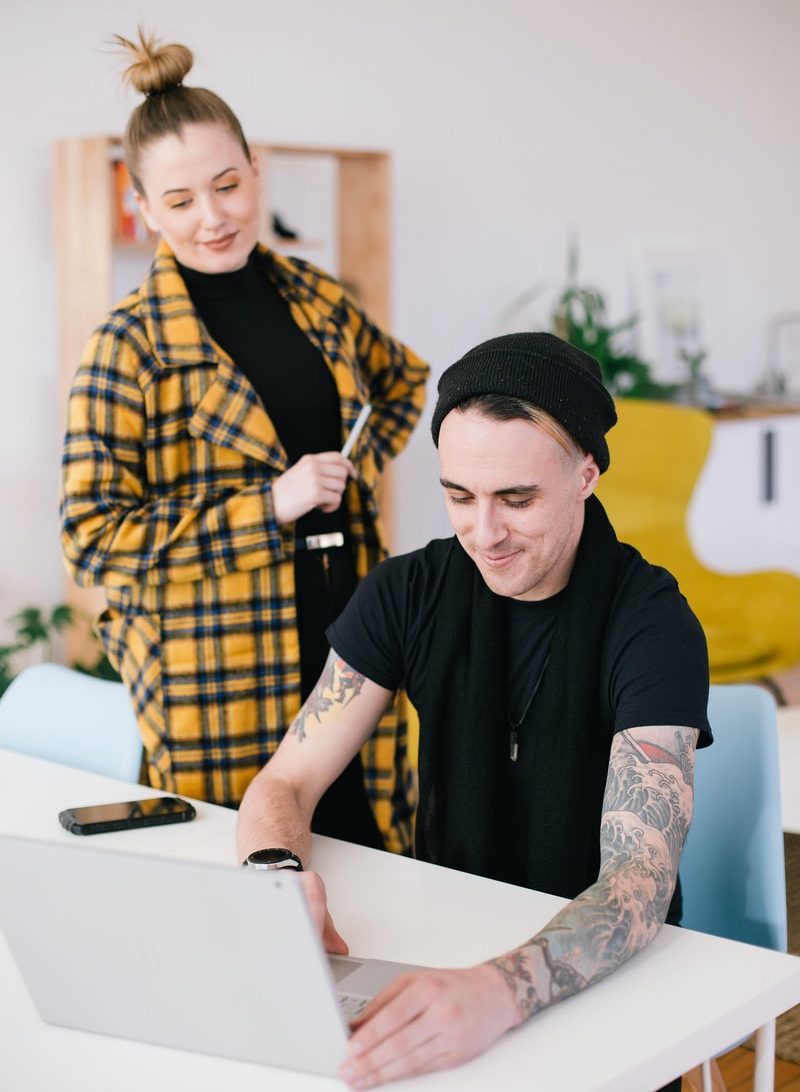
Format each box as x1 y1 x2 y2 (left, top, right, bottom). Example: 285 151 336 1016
0 663 143 783
679 683 787 1091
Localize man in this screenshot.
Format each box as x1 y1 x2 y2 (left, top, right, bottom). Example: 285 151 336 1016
237 332 711 1091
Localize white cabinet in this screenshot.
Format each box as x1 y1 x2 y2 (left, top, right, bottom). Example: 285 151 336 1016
689 414 800 574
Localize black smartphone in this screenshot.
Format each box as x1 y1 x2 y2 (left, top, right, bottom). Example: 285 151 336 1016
58 796 196 835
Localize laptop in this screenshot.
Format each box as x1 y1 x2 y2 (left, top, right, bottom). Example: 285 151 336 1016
0 834 424 1077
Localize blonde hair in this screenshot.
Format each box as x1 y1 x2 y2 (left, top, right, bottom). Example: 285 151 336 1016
456 394 586 462
113 27 251 193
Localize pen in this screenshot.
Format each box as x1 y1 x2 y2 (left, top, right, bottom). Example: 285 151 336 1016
340 403 372 459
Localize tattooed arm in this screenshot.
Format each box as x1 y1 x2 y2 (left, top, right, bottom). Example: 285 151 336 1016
237 650 392 954
237 650 393 870
487 724 698 1019
339 724 698 1089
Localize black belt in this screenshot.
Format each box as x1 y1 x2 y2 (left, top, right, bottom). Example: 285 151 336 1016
295 532 345 552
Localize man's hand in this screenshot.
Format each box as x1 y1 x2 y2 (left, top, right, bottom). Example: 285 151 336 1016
272 452 355 524
300 871 349 955
338 964 518 1088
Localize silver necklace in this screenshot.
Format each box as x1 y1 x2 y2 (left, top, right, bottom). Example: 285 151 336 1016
506 655 549 762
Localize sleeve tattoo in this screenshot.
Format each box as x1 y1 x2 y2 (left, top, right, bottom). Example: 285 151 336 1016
290 652 366 743
488 725 697 1024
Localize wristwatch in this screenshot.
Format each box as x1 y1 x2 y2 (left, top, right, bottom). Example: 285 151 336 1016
241 848 304 871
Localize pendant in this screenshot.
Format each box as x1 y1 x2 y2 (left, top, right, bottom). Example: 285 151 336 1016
510 727 519 762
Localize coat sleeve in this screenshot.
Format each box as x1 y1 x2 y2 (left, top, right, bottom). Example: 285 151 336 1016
341 294 430 471
60 321 293 589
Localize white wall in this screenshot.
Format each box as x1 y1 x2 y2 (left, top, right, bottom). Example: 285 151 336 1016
2 0 799 636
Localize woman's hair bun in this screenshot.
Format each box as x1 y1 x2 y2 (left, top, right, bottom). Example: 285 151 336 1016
113 26 193 96
112 27 250 192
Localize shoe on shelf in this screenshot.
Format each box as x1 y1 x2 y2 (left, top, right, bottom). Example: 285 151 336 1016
271 212 299 240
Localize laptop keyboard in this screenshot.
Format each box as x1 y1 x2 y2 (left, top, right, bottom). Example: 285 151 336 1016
338 993 370 1021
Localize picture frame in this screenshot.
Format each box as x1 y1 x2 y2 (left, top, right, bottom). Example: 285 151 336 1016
628 243 712 385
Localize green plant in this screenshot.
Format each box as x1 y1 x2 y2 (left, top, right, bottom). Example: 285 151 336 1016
0 604 120 697
552 245 678 400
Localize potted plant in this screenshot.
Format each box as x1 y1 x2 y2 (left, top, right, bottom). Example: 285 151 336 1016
0 605 120 697
551 245 678 400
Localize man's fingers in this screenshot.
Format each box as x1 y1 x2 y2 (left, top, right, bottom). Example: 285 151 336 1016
341 967 512 1088
348 999 442 1075
349 973 414 1029
347 975 429 1052
298 872 348 953
342 1032 448 1089
343 980 440 1089
322 911 349 954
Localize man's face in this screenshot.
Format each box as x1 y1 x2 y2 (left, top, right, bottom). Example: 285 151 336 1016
438 408 599 601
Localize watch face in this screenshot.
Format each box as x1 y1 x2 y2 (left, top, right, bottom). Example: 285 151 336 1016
247 848 301 869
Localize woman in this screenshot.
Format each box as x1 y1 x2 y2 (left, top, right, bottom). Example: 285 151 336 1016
60 29 428 854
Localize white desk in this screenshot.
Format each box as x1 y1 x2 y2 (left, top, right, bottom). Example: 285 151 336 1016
2 748 799 1092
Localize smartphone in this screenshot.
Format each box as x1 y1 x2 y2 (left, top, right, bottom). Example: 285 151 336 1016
58 796 196 835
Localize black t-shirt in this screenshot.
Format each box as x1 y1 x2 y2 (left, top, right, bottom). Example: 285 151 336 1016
328 537 711 739
328 537 711 919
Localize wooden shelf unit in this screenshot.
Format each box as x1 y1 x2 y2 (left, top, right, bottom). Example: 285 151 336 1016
54 136 394 662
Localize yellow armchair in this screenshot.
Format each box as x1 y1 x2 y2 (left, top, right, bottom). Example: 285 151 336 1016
596 399 800 683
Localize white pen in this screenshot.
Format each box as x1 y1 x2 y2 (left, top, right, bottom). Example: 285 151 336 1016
340 402 372 459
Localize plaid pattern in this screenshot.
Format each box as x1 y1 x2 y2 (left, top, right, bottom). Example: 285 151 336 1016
60 242 429 853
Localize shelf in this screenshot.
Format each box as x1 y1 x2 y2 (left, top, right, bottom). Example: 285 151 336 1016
268 237 325 250
112 236 157 253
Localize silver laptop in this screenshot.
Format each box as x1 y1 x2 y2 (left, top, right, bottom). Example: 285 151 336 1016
0 834 423 1077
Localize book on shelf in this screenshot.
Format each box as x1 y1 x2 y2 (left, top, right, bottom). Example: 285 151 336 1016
113 160 151 245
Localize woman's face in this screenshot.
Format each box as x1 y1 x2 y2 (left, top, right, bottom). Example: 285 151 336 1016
135 122 262 273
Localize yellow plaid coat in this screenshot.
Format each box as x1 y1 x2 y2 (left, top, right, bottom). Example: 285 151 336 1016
60 242 429 853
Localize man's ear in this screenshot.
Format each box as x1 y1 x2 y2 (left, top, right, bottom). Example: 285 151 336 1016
134 191 158 234
578 455 601 499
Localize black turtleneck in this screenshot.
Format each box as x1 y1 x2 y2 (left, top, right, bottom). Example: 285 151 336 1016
178 253 380 850
177 252 347 541
177 252 342 462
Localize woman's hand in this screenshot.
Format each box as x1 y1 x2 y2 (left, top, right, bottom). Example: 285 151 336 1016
272 452 355 525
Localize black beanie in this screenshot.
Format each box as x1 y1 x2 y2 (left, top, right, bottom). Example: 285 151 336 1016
430 332 617 473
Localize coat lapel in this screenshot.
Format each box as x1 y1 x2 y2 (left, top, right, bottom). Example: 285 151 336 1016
139 242 372 468
140 242 287 469
262 250 372 441
188 355 288 469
